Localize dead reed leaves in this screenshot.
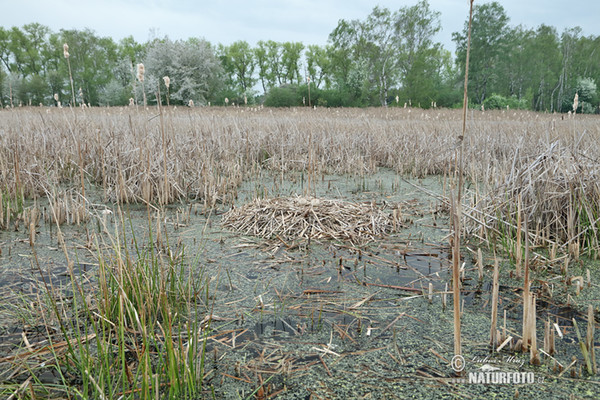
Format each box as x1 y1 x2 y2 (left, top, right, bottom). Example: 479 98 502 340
222 196 402 246
466 140 600 255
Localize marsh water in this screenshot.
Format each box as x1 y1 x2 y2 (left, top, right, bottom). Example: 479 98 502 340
1 169 599 399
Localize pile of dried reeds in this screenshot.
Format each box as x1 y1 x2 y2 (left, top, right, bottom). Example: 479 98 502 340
222 196 401 245
466 140 600 255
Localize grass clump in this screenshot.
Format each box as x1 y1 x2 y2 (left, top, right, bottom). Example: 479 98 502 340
0 211 210 399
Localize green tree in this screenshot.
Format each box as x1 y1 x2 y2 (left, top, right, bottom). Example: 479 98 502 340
144 37 223 105
556 27 582 112
0 27 11 72
528 25 561 111
254 41 270 93
453 1 510 104
305 45 330 89
45 29 119 105
397 0 444 106
219 40 256 96
281 42 304 84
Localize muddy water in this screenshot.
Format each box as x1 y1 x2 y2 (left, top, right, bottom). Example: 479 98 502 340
1 169 599 398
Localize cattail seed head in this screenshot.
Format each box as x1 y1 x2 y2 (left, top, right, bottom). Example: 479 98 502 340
163 76 170 89
63 43 69 58
137 63 145 82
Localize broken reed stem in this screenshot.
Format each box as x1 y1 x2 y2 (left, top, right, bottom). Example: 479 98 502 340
428 282 433 304
451 0 474 370
587 304 597 375
490 257 499 349
573 317 593 375
442 282 447 311
529 294 540 365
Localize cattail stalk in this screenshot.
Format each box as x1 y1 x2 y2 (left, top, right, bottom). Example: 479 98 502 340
137 63 146 107
163 76 171 107
64 43 76 107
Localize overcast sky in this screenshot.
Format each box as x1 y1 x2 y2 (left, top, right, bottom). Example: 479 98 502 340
2 0 599 53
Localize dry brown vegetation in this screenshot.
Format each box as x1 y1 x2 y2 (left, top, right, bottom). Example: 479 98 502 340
1 106 600 254
1 106 600 398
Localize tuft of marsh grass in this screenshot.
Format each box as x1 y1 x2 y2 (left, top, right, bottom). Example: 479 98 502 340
0 209 211 399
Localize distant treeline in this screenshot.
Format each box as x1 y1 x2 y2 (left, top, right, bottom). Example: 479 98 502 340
0 1 598 112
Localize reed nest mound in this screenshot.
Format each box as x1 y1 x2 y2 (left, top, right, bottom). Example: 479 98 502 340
222 196 401 245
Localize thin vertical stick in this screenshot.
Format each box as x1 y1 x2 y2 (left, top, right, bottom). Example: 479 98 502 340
516 194 522 278
452 0 474 370
522 216 531 352
490 257 500 349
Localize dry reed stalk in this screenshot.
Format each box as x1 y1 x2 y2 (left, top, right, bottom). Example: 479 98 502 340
522 217 531 352
442 283 447 311
529 294 540 365
451 0 474 371
77 140 85 198
544 319 551 356
490 257 500 349
587 304 597 375
476 248 483 280
156 91 169 205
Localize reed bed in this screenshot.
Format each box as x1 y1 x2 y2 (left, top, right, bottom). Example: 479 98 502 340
466 139 600 257
222 195 401 245
1 106 600 253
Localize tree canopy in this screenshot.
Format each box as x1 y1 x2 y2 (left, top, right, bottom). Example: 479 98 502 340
0 1 598 112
